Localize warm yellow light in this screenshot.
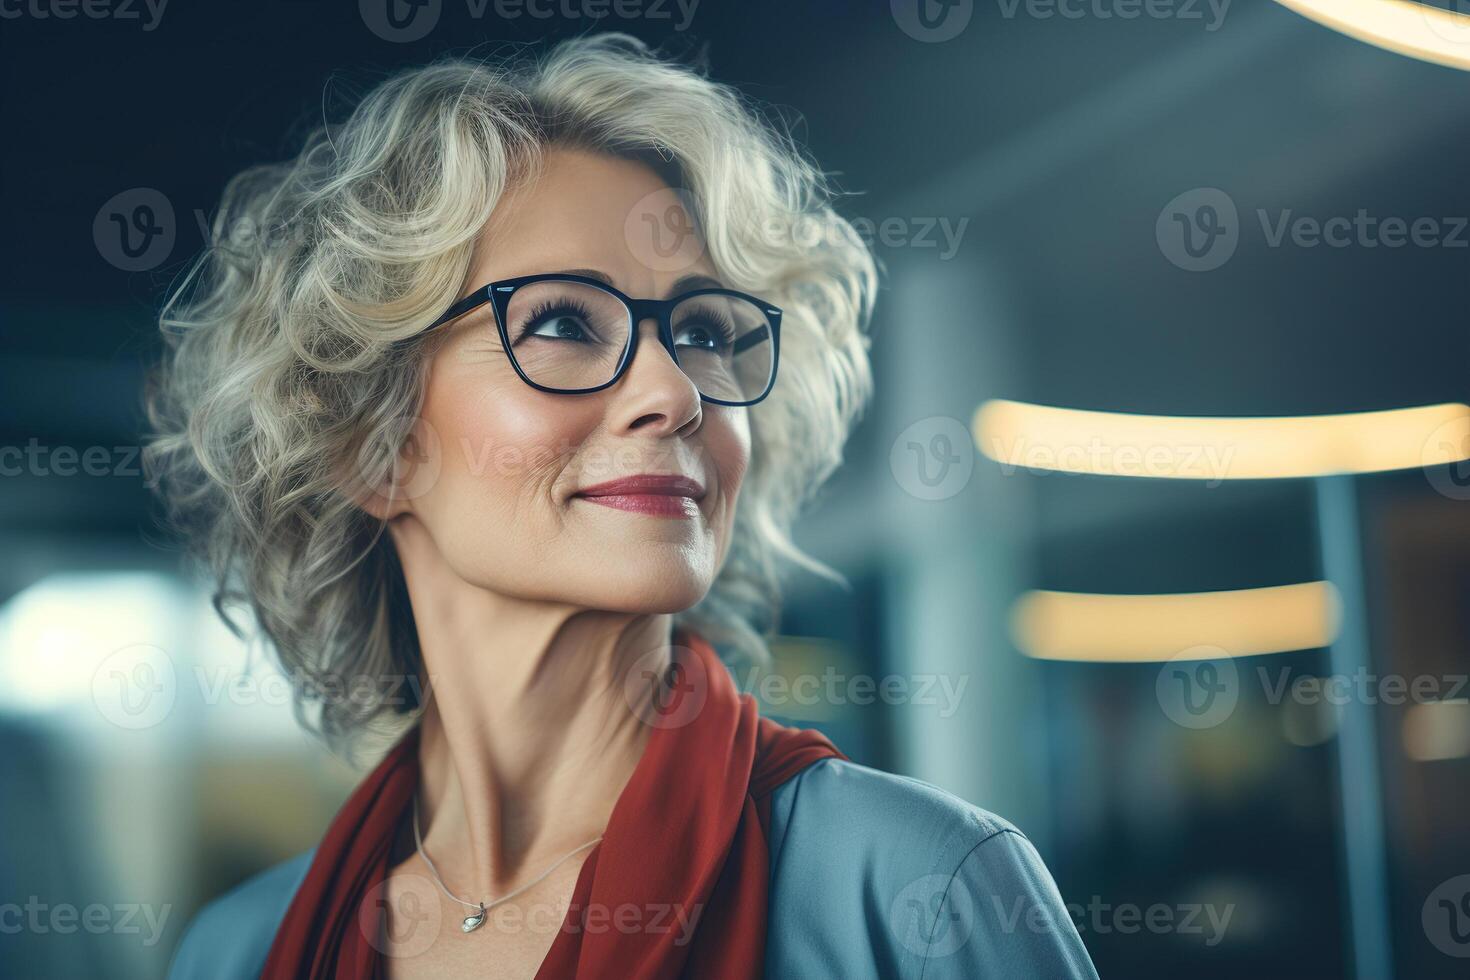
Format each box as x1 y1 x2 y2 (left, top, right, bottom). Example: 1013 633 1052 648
1273 0 1470 71
973 400 1470 480
1402 699 1470 761
1011 581 1341 662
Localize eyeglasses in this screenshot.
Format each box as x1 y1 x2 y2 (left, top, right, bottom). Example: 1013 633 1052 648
421 273 783 407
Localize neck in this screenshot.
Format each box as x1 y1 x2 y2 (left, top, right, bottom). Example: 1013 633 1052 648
390 519 671 899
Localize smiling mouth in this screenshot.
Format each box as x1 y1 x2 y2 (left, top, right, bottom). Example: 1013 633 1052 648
571 474 705 519
573 493 702 518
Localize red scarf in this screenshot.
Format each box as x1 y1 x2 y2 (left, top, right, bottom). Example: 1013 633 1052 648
260 625 846 978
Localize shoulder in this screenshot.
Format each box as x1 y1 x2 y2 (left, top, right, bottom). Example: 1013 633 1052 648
764 758 1099 979
165 848 316 980
766 754 1020 865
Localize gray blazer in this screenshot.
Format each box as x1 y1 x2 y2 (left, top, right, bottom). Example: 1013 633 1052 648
167 757 1099 978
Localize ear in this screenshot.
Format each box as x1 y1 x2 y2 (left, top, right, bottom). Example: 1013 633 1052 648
346 418 443 521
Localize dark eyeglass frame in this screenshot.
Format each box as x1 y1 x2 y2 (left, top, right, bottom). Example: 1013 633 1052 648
420 272 784 407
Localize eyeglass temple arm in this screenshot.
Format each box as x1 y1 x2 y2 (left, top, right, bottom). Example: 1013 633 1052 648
427 288 493 331
733 324 771 356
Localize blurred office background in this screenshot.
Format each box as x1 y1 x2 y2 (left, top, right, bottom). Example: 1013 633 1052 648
3 1 1470 977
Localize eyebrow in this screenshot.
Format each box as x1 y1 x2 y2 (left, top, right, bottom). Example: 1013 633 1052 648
558 268 726 296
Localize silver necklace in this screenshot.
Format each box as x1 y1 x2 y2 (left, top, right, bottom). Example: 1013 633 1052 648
411 792 602 934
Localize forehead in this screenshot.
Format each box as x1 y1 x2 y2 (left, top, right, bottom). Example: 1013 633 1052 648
469 147 720 292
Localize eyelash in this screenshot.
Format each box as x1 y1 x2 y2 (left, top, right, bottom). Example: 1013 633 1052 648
514 298 598 342
512 299 737 346
680 308 737 346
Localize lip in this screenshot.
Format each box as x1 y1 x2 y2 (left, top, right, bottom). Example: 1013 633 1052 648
574 474 706 499
572 474 706 519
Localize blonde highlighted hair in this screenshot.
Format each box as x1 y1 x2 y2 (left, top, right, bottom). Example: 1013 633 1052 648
144 33 878 752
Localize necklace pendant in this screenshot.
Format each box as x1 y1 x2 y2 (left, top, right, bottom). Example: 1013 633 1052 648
461 904 486 934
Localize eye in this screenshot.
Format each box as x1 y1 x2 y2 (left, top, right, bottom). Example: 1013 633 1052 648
517 300 600 343
673 310 736 351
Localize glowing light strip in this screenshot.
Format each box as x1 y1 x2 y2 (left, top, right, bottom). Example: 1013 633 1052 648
1011 581 1341 662
1402 699 1470 761
973 400 1470 480
1273 0 1470 71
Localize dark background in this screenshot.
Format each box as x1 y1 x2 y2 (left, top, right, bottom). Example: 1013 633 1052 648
3 1 1470 977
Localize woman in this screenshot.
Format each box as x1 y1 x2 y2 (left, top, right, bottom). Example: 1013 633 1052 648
151 33 1098 979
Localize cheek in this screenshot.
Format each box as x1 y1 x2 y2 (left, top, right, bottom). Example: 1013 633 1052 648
707 410 752 519
418 364 588 527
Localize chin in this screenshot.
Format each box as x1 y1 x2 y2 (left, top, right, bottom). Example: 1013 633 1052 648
568 564 714 613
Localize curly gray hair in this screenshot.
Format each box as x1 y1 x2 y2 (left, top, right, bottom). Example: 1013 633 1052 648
144 33 878 753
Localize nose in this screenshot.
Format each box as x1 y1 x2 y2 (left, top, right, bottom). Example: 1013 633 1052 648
611 317 702 434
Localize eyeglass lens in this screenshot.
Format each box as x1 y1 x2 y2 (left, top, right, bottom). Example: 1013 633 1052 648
500 279 774 403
